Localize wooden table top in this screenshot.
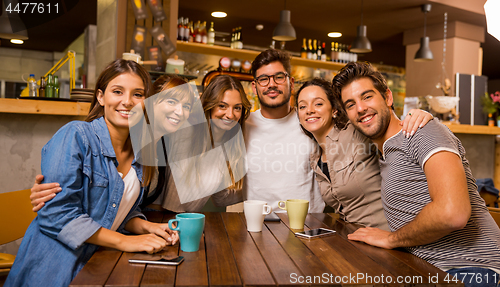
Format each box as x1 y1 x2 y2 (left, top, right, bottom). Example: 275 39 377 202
70 212 462 286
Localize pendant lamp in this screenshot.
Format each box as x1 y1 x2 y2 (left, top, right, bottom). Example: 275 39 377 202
272 0 296 41
0 0 28 40
350 0 372 53
414 4 433 62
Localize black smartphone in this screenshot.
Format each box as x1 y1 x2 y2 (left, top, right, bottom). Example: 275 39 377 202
264 212 281 222
295 228 336 239
129 254 184 265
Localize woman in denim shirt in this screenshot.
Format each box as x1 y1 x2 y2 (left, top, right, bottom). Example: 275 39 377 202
5 59 178 287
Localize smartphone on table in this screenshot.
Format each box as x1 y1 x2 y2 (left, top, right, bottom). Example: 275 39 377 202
129 254 184 265
295 228 336 239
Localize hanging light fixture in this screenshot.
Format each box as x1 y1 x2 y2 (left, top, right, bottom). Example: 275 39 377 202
414 4 433 61
272 0 296 41
350 0 372 53
0 0 28 40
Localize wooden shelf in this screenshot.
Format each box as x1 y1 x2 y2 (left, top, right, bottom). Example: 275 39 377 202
176 41 345 71
0 98 90 116
445 123 500 135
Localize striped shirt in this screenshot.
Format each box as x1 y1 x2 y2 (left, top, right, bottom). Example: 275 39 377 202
380 119 500 271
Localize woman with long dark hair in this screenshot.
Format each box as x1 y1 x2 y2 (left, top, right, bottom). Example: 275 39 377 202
6 59 178 287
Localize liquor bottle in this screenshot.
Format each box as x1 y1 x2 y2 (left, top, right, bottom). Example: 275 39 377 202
54 75 60 98
183 18 189 42
27 74 37 97
231 28 235 49
207 22 215 45
45 74 54 98
188 21 194 42
195 21 202 43
177 17 183 41
237 27 243 49
333 42 339 63
331 42 335 62
38 76 46 97
316 40 322 60
340 44 347 63
307 39 313 59
313 40 317 60
300 38 307 59
321 42 327 61
201 21 208 44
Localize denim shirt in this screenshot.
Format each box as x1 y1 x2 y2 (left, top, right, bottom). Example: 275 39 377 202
5 117 146 287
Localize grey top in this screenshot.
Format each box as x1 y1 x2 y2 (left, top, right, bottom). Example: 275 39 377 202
310 122 389 230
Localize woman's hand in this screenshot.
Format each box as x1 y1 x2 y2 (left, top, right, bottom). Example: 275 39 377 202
400 109 433 138
87 227 169 254
118 233 169 254
143 222 179 246
30 174 62 212
125 218 179 245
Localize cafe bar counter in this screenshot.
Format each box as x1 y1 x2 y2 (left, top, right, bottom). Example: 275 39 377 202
70 212 463 286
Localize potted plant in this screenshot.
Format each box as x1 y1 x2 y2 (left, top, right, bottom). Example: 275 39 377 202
481 92 500 126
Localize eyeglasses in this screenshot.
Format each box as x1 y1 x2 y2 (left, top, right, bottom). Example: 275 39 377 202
254 72 289 87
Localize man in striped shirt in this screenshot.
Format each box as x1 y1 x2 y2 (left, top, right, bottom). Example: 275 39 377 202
333 62 500 287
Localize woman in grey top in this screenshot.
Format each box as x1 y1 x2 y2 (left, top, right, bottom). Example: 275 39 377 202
295 78 432 230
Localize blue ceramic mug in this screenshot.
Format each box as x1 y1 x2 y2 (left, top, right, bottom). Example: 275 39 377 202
168 213 205 252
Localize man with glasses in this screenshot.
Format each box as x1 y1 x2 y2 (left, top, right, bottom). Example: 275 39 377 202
243 49 324 213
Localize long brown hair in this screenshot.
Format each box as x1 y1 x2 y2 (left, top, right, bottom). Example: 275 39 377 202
201 75 251 146
85 59 155 186
200 75 251 189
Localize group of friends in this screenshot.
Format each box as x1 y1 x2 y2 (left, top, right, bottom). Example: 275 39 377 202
5 49 500 287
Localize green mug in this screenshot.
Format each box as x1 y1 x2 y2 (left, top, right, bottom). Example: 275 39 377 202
278 199 309 229
168 213 205 252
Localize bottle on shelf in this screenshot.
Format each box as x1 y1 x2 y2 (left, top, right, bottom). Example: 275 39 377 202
307 39 313 60
195 21 202 43
27 74 37 97
54 75 60 98
38 76 46 98
188 21 194 42
45 74 54 98
331 42 338 63
316 40 322 60
207 22 215 45
321 42 327 61
201 21 208 44
237 27 243 49
300 38 307 59
230 28 235 49
177 17 184 41
313 40 317 60
183 18 189 42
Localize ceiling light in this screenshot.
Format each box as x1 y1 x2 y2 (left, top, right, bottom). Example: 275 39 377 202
328 32 342 38
414 4 433 61
273 10 296 41
211 11 227 18
10 39 23 44
350 0 372 53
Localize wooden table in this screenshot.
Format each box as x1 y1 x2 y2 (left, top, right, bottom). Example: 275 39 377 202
70 212 462 286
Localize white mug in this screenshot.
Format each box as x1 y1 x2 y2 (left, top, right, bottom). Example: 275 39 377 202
243 200 272 232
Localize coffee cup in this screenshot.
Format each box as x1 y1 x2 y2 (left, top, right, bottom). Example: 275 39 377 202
168 213 205 252
278 199 309 229
243 200 272 232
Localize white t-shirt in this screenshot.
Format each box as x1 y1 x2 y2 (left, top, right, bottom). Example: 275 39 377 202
111 168 141 231
243 109 324 213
